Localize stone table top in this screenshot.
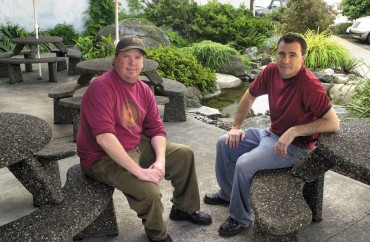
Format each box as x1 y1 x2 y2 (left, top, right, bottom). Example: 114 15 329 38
316 118 370 184
0 112 51 168
11 36 68 56
11 36 63 45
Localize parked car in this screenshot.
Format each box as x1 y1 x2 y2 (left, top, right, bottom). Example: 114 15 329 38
255 0 286 16
346 16 370 44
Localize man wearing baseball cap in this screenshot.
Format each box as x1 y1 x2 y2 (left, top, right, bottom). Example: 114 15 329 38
77 35 212 242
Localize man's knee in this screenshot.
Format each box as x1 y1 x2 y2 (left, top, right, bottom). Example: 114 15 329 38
137 183 162 205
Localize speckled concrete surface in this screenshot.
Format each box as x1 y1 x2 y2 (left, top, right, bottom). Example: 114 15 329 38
0 59 370 241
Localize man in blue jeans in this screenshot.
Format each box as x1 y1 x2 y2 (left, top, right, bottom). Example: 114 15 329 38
204 33 340 237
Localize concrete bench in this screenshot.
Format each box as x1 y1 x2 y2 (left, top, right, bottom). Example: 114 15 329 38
66 48 82 75
250 154 323 241
48 81 82 124
0 57 66 83
59 96 82 142
50 48 68 71
0 164 118 241
142 76 187 122
0 52 14 77
7 139 77 207
250 118 369 241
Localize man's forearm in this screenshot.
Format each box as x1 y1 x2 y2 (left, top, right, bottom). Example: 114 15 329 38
233 89 256 129
289 108 340 137
96 133 141 175
151 135 167 162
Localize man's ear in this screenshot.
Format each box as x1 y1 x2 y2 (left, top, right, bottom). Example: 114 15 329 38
302 54 307 63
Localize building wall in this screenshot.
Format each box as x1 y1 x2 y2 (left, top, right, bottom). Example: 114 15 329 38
0 0 260 34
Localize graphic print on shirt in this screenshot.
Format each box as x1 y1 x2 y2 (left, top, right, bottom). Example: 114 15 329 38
121 100 140 130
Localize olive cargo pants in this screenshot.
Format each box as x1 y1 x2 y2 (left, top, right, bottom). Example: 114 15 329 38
84 136 200 240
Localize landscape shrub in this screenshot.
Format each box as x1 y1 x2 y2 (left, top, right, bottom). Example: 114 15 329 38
0 23 52 53
146 45 217 93
330 22 353 35
343 78 370 118
75 34 114 60
304 30 353 70
144 0 198 39
47 23 80 46
283 0 336 34
190 1 273 50
182 40 251 71
83 0 115 37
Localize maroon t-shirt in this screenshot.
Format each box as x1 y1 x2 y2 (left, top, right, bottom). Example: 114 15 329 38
249 63 331 149
77 69 166 169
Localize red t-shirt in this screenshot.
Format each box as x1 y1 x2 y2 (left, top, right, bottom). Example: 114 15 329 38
249 63 331 149
77 69 166 169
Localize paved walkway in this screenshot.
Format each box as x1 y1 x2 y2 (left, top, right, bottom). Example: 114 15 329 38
0 57 370 241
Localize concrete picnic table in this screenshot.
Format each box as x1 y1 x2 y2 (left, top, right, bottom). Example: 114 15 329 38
0 112 63 205
11 36 68 57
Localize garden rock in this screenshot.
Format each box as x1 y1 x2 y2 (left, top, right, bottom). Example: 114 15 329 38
216 73 242 89
188 106 222 120
260 54 273 66
318 68 335 83
218 54 246 76
186 87 203 108
244 46 259 59
95 18 171 49
333 74 350 84
260 40 274 55
329 84 357 104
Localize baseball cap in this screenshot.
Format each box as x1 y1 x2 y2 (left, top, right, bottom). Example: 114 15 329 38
115 35 147 55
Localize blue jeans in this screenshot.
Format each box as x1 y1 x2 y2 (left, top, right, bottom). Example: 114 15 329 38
215 128 311 227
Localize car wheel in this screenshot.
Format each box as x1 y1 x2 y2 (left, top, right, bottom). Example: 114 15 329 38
367 33 370 45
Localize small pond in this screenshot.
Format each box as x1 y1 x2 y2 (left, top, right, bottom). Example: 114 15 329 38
202 82 270 119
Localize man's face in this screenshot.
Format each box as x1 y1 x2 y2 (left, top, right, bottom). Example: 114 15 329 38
276 41 306 79
114 49 144 84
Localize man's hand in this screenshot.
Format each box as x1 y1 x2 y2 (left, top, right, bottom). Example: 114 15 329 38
149 160 165 181
136 166 163 187
275 129 296 157
225 128 245 149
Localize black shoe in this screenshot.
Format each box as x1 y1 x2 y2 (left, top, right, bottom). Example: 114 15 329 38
218 216 245 237
204 193 229 205
148 234 173 242
169 206 212 225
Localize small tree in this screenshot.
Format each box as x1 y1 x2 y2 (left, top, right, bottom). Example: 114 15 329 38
340 0 370 20
144 0 198 39
282 0 336 33
83 0 115 36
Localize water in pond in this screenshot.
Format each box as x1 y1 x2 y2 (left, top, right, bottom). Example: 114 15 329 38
202 82 270 119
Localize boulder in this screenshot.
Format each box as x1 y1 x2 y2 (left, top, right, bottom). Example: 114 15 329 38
329 84 357 104
218 54 246 76
188 106 222 120
216 73 242 89
95 18 171 49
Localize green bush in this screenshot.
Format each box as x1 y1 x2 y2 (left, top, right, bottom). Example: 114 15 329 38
0 23 53 53
83 0 115 37
304 30 353 70
145 0 198 39
343 78 370 118
190 1 273 49
146 45 217 93
165 30 189 48
283 0 336 33
182 40 249 72
47 23 80 45
75 35 114 60
330 22 353 35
